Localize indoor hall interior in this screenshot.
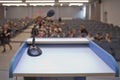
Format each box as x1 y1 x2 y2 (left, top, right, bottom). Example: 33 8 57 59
0 24 120 80
0 0 120 80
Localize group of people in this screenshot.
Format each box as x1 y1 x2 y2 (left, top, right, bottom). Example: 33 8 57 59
0 18 32 53
0 16 112 53
31 17 114 57
31 16 63 38
31 16 112 44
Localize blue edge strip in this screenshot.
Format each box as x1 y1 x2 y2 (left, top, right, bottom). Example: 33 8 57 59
89 41 119 77
9 41 27 78
9 41 119 78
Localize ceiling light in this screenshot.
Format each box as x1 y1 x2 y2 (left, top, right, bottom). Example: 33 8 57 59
69 3 83 6
0 0 22 3
60 3 63 6
29 3 55 6
59 0 89 3
2 3 27 6
26 0 55 3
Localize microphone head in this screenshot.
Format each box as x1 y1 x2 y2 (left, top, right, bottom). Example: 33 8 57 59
47 9 55 17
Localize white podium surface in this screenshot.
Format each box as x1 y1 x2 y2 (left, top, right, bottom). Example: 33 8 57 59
13 43 114 77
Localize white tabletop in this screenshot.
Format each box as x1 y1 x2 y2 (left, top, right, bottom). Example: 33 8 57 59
13 45 114 77
26 38 89 44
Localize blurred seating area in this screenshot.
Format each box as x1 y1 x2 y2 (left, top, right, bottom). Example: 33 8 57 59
62 19 120 39
32 17 120 61
61 19 120 61
0 17 120 61
0 18 33 37
0 18 33 44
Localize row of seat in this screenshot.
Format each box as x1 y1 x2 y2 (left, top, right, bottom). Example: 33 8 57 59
61 19 120 61
0 18 33 38
0 18 34 45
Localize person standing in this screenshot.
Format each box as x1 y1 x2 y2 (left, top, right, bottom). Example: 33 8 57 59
1 24 12 52
79 25 88 37
105 32 111 42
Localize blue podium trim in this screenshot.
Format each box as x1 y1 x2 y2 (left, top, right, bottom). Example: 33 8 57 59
24 77 43 80
9 42 27 78
74 77 86 80
89 41 119 77
9 39 119 78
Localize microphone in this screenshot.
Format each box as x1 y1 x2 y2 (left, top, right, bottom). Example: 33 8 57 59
27 24 42 57
47 9 55 17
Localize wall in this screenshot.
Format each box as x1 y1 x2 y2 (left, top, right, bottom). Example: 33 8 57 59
101 0 120 26
85 0 101 21
5 6 84 20
0 6 4 19
89 0 101 21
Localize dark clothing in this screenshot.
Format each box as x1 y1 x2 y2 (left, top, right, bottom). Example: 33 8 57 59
58 17 62 22
80 29 88 37
1 29 11 44
31 27 38 37
81 29 88 35
0 32 2 44
94 37 103 41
